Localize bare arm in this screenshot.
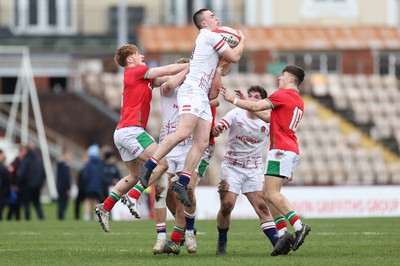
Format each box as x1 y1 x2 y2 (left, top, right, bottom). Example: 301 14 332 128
153 76 170 87
234 89 248 100
146 63 188 80
220 84 271 112
253 110 271 123
209 59 232 100
211 124 225 138
160 65 190 95
209 68 222 100
219 58 232 76
209 98 220 107
233 88 270 121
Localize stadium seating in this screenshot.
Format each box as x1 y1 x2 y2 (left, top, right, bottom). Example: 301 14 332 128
313 73 400 145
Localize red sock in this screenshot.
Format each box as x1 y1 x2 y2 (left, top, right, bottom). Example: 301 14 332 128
276 220 287 231
128 184 144 200
170 226 184 245
103 192 120 212
289 216 299 226
286 211 300 226
274 216 287 231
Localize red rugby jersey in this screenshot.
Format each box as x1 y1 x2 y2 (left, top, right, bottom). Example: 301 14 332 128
116 65 155 130
265 88 304 154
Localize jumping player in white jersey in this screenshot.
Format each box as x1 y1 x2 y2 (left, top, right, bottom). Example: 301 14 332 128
154 60 224 255
137 8 245 207
212 86 280 255
152 58 195 254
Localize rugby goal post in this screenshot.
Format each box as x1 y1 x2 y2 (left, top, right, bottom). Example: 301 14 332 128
0 46 57 199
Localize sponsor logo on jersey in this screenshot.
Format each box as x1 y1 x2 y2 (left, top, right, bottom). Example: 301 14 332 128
235 135 261 144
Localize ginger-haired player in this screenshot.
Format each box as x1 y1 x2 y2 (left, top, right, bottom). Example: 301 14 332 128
94 44 187 233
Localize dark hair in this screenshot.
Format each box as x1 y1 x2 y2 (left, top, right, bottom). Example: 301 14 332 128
104 151 114 160
193 8 210 30
248 85 268 99
282 65 305 86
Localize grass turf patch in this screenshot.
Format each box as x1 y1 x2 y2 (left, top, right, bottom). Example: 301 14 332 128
1 203 399 265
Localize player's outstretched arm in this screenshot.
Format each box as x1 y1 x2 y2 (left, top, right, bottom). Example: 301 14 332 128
160 65 190 95
234 89 247 100
220 84 271 112
253 110 271 123
147 63 188 80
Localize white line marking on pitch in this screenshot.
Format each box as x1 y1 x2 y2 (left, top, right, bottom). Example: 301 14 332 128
317 232 388 235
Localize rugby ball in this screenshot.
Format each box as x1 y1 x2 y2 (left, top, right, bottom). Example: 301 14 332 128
215 26 240 47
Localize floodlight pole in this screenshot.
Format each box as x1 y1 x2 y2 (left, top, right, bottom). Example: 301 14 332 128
117 0 128 47
117 0 128 73
23 48 57 199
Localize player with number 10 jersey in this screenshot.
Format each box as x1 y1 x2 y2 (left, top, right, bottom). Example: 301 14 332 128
264 88 303 155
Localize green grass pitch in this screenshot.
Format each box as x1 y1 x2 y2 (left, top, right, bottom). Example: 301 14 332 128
1 203 399 266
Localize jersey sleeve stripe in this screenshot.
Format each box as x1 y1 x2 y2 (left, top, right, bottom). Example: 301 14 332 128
144 68 151 79
214 39 225 51
220 119 230 129
265 99 274 109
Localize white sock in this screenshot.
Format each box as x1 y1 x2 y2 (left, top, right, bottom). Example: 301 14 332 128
278 228 287 237
158 232 166 239
293 220 303 231
186 229 194 236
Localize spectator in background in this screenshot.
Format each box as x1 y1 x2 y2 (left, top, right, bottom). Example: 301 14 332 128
0 149 10 220
74 153 88 220
56 149 72 220
82 144 103 221
101 148 121 202
16 144 46 221
6 146 25 221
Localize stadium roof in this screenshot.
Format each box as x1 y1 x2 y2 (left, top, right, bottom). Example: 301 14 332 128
138 26 400 53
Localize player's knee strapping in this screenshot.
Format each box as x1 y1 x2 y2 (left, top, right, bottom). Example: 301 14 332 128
154 173 169 209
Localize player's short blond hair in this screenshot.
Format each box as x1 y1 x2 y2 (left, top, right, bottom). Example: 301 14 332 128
114 44 139 67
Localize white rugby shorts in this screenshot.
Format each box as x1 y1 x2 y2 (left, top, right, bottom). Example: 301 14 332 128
265 149 299 178
114 126 155 161
178 84 212 123
219 160 264 195
168 144 215 185
166 145 190 176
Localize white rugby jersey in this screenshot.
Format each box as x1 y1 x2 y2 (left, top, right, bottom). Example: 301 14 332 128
184 29 228 94
218 108 270 169
159 87 194 146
